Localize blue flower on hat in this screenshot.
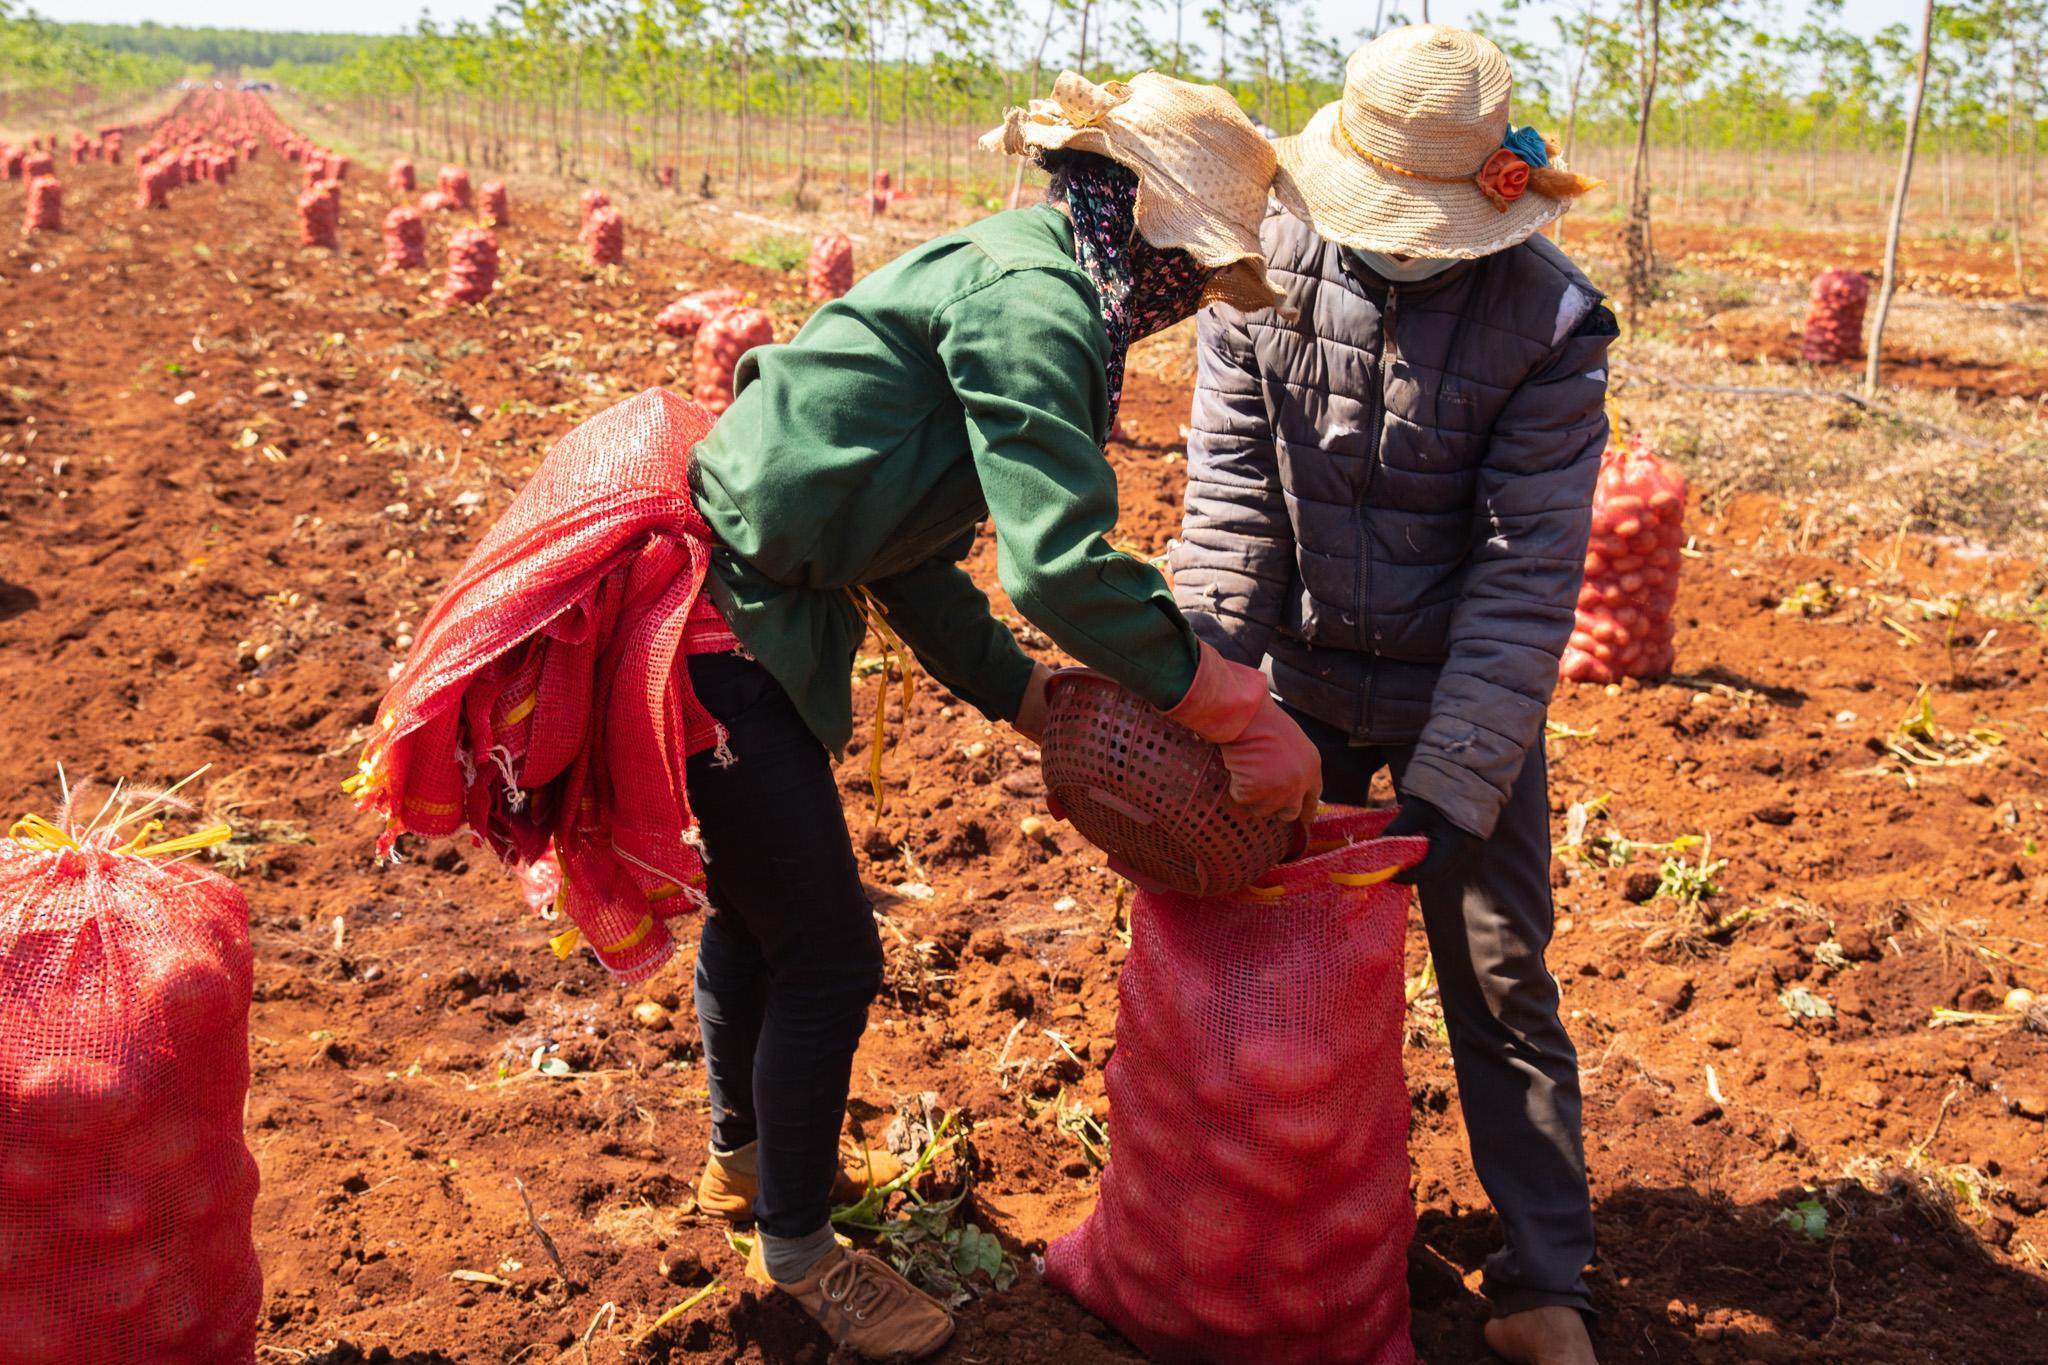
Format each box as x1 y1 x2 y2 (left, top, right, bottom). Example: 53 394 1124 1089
1502 125 1549 170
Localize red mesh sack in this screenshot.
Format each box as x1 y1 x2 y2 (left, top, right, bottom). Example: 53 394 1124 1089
137 160 174 211
379 206 427 274
3 148 22 180
692 306 773 415
654 287 742 338
300 159 325 191
22 176 60 233
1046 807 1424 1363
419 189 455 214
1561 436 1688 684
478 180 509 228
578 187 611 240
328 154 351 182
585 206 625 266
436 164 472 210
439 227 498 304
805 231 854 302
1801 268 1869 364
388 157 415 193
23 151 54 180
68 137 86 165
657 164 676 188
348 388 730 981
0 801 262 1363
297 186 338 249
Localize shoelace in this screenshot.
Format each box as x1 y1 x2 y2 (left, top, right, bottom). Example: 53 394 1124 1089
820 1255 897 1324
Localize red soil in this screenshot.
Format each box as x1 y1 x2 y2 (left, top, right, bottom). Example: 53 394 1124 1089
2 154 2046 1364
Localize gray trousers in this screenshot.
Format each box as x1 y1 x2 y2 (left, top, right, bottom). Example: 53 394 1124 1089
1289 708 1595 1318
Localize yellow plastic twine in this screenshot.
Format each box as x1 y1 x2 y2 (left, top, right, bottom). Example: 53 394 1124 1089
9 768 233 861
852 587 916 822
1241 862 1403 900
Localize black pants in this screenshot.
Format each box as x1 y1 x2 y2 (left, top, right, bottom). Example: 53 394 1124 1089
685 653 884 1240
1290 707 1595 1319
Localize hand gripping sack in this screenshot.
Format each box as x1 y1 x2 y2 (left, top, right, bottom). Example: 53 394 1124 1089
1046 808 1425 1364
0 804 261 1364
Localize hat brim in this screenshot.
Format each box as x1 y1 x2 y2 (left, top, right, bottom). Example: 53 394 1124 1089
982 112 1287 312
1273 101 1571 260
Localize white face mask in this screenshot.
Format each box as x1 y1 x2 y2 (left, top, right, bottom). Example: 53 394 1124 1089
1349 249 1460 284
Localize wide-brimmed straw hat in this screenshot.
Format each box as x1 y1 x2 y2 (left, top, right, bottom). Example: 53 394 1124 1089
1273 25 1603 259
981 71 1286 312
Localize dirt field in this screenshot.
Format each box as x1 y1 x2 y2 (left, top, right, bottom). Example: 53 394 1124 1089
3 136 2048 1365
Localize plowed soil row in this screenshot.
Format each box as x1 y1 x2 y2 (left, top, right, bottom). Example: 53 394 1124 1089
3 151 2047 1364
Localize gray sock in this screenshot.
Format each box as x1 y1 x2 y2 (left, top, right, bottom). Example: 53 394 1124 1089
760 1223 838 1285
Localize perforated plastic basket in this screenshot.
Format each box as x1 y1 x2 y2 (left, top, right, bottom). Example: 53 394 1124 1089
1039 669 1306 897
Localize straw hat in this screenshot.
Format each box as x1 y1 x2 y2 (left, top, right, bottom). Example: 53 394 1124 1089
981 71 1285 312
1273 25 1603 259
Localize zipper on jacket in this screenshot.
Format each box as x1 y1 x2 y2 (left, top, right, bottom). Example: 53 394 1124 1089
1352 284 1396 738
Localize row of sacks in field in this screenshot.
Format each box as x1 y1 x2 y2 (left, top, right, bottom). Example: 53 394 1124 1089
1 126 125 172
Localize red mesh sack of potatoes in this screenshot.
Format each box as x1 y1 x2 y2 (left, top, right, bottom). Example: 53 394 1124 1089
1801 268 1869 365
0 798 262 1364
379 205 427 274
23 151 54 179
578 187 610 240
479 180 509 227
1561 436 1688 685
3 147 22 180
1046 807 1424 1364
439 226 498 304
692 306 773 415
436 164 471 210
137 160 174 211
349 388 730 981
419 189 455 214
654 287 742 338
805 231 854 302
22 176 60 233
585 206 625 266
388 157 414 193
296 187 337 248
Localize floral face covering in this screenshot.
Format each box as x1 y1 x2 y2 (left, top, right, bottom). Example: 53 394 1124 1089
1049 155 1212 431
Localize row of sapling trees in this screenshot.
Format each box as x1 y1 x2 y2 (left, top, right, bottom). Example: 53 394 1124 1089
255 0 1353 215
234 0 2048 234
0 2 181 128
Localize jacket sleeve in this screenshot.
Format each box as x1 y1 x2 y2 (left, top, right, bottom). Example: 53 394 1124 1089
862 530 1039 724
1169 303 1293 668
935 272 1200 711
1402 303 1616 838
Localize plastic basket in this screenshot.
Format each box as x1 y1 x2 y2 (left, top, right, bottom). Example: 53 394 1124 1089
1039 669 1305 896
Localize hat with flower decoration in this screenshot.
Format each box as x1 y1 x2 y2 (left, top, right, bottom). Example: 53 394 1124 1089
1272 25 1604 259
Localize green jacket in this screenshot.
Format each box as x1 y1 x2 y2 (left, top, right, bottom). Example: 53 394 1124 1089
691 206 1200 754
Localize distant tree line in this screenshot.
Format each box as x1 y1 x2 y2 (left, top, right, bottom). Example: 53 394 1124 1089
55 20 369 70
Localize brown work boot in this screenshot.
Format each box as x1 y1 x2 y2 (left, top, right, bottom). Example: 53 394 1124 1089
746 1236 954 1360
696 1141 905 1221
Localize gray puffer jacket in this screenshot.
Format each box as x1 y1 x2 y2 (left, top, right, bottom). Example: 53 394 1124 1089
1170 210 1615 839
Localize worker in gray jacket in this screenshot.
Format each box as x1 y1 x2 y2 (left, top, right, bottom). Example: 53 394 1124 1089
1170 26 1614 1365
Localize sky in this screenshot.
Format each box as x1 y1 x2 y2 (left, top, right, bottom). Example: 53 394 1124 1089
27 0 1932 48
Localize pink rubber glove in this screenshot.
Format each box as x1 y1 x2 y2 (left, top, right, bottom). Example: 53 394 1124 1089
1165 643 1322 824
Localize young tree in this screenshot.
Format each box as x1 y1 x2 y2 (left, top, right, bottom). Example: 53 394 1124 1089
1623 0 1662 331
1867 0 1936 398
